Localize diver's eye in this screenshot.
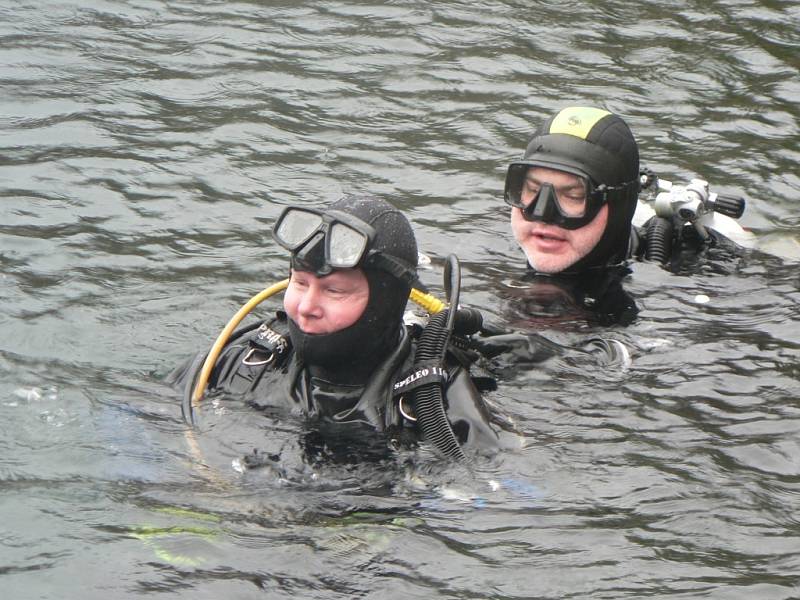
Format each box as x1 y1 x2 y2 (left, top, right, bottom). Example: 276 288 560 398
523 180 541 199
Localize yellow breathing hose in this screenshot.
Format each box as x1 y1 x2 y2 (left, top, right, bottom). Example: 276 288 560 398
191 278 289 405
409 287 446 314
190 281 445 407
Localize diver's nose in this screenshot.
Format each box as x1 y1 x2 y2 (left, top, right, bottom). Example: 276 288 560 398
296 281 323 319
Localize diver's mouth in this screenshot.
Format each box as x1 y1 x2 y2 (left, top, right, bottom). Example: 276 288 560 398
297 320 328 335
536 231 562 240
531 228 566 242
527 226 569 252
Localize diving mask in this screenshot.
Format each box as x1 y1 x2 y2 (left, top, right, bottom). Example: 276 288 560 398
273 206 417 284
504 163 637 230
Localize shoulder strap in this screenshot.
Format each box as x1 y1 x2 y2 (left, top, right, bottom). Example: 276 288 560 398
242 313 292 368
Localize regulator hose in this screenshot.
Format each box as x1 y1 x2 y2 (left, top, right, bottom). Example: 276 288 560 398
409 255 468 462
181 350 207 426
644 216 674 265
189 279 290 412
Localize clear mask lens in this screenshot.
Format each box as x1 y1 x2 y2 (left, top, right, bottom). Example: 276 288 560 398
328 222 369 267
519 170 590 217
536 181 589 217
504 163 607 229
273 206 377 273
275 209 324 249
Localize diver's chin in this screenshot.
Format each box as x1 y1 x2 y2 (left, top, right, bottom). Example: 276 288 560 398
523 247 578 275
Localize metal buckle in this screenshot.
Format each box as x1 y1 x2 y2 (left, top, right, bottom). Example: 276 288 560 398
398 396 417 422
242 347 275 367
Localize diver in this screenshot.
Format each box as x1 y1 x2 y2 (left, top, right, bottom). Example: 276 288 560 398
171 195 504 467
503 105 642 327
501 105 749 326
464 106 643 370
472 105 749 367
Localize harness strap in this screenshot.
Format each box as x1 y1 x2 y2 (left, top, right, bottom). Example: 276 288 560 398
392 363 449 397
242 321 291 368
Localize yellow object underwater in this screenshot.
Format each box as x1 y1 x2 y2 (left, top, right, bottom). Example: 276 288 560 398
190 281 445 408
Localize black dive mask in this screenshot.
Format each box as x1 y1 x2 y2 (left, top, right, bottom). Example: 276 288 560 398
273 206 416 285
504 163 638 230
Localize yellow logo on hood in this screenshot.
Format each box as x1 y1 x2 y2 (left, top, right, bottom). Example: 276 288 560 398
549 107 611 140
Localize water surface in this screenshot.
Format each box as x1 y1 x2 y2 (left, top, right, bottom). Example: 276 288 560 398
1 1 799 598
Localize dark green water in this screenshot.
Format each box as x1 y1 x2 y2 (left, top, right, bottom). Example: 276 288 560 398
1 1 798 598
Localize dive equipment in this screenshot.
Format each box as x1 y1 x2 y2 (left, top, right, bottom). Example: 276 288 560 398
274 208 375 269
274 205 417 285
184 282 448 425
636 170 752 264
644 217 674 265
653 178 745 223
183 279 289 426
405 254 469 462
504 166 639 230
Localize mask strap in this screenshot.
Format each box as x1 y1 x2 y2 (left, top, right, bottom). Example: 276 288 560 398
365 252 418 287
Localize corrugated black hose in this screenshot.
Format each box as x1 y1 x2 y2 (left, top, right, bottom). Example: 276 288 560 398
410 255 468 462
645 216 674 265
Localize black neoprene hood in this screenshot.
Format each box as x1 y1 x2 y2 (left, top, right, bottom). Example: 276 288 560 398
523 109 640 186
286 195 419 382
512 106 641 272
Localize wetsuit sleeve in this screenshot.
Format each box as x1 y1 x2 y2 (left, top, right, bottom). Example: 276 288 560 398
470 331 562 363
443 365 500 452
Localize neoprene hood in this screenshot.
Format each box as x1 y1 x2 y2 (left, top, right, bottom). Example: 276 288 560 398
511 106 641 272
287 195 418 382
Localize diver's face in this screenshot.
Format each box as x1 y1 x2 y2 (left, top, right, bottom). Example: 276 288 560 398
510 167 608 273
284 268 369 334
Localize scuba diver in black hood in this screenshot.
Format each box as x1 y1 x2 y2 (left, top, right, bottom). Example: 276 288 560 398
501 105 749 326
473 106 749 366
467 107 644 368
504 105 642 327
172 195 503 465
